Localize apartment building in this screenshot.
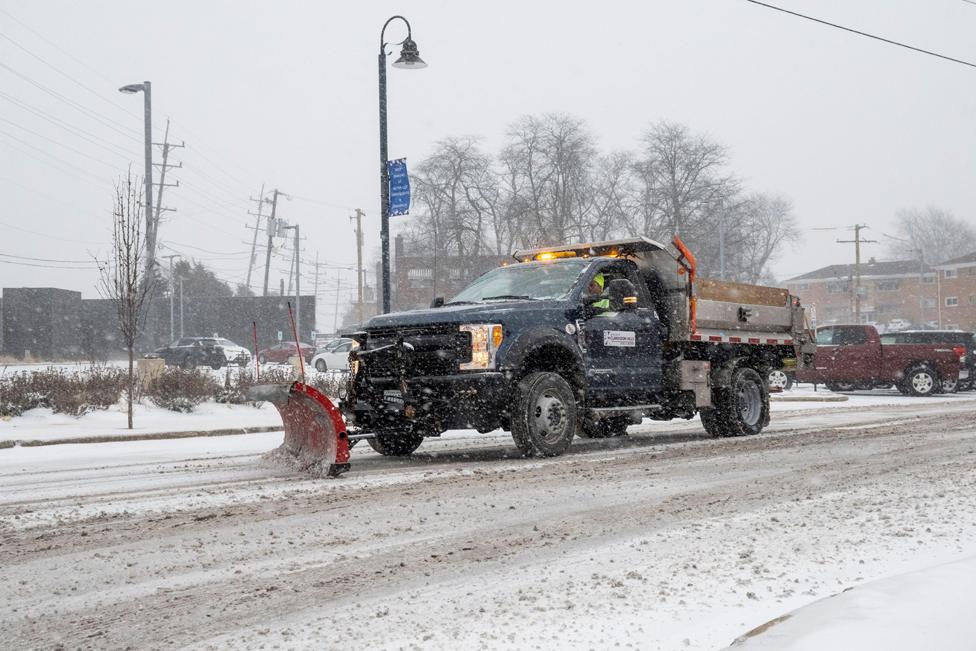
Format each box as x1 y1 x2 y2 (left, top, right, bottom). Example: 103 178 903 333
932 252 976 331
786 254 976 331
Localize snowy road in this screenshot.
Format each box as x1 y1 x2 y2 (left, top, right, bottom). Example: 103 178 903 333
2 396 976 650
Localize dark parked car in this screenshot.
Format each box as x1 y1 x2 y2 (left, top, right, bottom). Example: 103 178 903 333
148 337 227 370
257 341 316 365
880 330 976 391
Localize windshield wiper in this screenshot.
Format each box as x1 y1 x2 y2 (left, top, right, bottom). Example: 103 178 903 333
481 294 537 301
443 300 480 306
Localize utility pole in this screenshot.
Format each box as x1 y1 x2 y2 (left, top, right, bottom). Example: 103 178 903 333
179 276 185 338
333 272 342 333
313 252 321 335
160 254 181 342
245 183 266 292
151 118 182 246
837 224 878 323
262 189 283 297
280 222 302 340
294 224 301 339
350 208 365 323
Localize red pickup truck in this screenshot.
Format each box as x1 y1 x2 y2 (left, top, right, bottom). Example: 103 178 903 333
797 325 965 396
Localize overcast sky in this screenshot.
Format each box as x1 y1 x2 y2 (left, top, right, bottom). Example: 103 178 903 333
2 0 975 329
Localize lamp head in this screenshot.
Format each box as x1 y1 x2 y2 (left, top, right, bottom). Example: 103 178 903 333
392 38 427 69
118 83 145 94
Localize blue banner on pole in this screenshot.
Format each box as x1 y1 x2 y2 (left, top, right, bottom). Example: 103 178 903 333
386 158 411 216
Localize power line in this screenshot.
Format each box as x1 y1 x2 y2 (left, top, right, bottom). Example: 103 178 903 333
0 257 100 270
0 251 93 264
0 7 124 90
1 128 112 183
0 61 143 141
289 194 358 211
744 0 976 69
0 30 146 122
0 90 140 159
0 117 121 168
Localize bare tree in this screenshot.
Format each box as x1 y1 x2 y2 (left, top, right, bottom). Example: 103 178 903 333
887 207 976 264
731 193 798 283
630 121 737 243
97 173 155 429
500 113 597 247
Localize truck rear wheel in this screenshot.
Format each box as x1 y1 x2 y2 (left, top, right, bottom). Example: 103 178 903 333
701 367 769 438
511 372 578 457
902 365 938 397
366 430 424 456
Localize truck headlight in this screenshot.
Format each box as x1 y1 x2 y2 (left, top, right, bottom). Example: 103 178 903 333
459 324 503 370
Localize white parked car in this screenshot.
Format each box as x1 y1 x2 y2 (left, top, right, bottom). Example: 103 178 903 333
311 338 357 372
886 319 912 332
215 338 251 365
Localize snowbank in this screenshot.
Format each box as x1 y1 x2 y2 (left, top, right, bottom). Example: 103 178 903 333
728 554 976 650
0 400 282 444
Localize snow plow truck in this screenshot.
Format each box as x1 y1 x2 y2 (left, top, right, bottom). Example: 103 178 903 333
340 236 815 459
253 236 815 476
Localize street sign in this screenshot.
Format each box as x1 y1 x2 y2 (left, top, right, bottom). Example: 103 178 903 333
386 158 410 216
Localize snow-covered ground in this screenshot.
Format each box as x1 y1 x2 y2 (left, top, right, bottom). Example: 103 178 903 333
728 554 976 650
2 393 976 649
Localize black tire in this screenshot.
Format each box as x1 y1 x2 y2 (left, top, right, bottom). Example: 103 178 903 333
257 354 266 365
315 359 327 372
210 360 223 370
580 415 629 439
903 365 938 397
366 430 424 456
942 377 959 393
767 369 794 391
179 357 195 370
700 366 769 438
510 372 578 457
960 380 974 392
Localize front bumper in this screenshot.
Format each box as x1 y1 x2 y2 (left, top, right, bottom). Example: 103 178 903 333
348 371 511 432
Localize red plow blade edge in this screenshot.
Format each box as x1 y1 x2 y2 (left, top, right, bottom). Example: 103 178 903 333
247 382 351 477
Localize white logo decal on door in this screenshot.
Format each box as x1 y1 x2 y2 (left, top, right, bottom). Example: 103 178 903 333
603 330 635 347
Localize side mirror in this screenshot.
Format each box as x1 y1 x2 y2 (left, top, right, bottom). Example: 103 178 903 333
607 278 639 311
430 296 445 308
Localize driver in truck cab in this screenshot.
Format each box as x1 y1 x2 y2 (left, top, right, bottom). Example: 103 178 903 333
588 273 610 312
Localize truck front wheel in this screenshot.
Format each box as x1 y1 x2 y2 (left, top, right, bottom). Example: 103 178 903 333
701 367 769 438
366 429 424 456
511 372 578 457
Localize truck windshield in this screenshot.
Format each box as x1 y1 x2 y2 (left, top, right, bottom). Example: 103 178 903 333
449 260 590 304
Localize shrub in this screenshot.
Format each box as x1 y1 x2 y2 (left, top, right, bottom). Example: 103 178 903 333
216 367 294 405
0 366 127 417
145 367 220 412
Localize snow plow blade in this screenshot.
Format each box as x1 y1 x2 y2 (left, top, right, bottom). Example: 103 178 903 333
247 382 351 478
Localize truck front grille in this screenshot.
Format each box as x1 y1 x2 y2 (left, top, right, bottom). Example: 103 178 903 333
363 324 470 377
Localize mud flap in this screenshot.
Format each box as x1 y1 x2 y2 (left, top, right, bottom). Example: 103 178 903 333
247 382 351 477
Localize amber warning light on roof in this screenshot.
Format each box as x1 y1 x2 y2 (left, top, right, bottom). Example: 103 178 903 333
535 250 577 261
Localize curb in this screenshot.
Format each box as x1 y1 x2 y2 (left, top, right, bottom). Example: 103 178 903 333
0 425 282 449
771 394 849 402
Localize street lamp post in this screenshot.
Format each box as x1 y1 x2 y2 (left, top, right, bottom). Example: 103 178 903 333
118 81 154 273
378 16 426 314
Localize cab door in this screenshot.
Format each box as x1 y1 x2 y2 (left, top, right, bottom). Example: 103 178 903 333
580 262 664 406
